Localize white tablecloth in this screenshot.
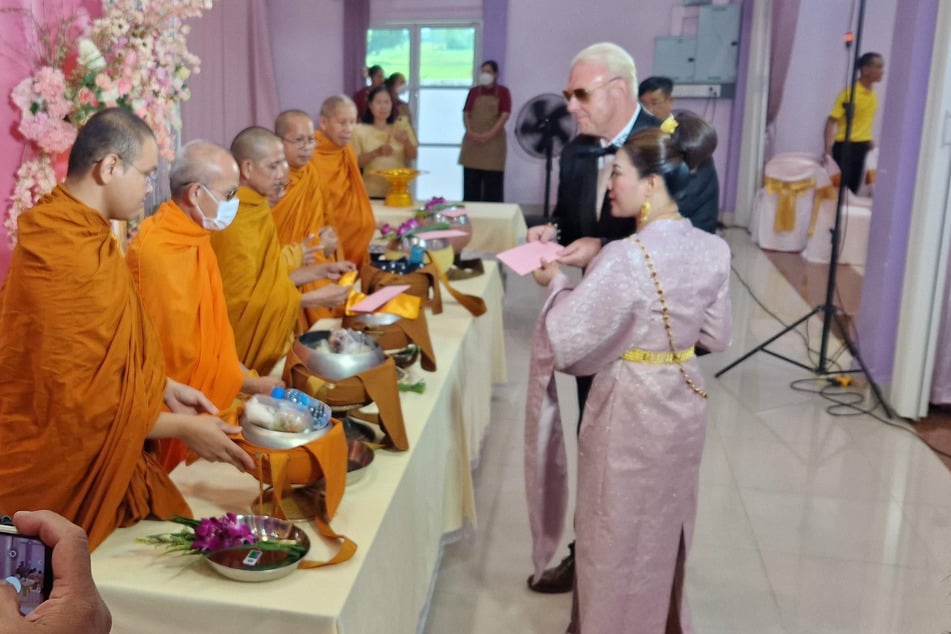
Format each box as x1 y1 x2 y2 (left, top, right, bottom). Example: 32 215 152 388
372 201 527 254
91 262 506 634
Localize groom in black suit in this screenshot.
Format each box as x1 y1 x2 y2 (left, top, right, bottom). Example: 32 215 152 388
526 43 661 595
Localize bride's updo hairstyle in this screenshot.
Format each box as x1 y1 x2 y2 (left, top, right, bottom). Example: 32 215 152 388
620 111 717 199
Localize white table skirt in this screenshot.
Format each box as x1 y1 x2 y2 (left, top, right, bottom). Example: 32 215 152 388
372 201 527 254
91 262 507 634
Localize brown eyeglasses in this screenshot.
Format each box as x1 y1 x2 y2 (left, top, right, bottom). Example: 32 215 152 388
562 77 621 103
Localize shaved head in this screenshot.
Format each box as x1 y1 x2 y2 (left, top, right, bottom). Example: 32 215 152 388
319 95 356 119
230 126 282 163
67 107 156 177
169 140 236 199
275 109 312 138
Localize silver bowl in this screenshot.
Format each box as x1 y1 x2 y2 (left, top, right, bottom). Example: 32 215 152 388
294 330 386 380
345 440 375 485
205 515 309 582
353 312 401 327
400 234 449 252
239 416 331 450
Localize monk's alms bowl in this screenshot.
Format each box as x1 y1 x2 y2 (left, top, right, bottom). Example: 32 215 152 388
353 312 401 328
239 416 331 451
204 515 309 582
294 330 386 381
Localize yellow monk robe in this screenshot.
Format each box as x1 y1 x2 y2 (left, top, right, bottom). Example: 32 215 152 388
211 186 301 376
0 185 190 549
272 161 339 326
311 130 376 267
127 200 246 472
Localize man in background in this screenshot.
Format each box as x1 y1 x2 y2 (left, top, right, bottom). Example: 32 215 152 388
638 75 674 122
824 52 885 193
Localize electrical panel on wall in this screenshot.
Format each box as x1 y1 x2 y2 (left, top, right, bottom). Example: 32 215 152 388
653 2 740 98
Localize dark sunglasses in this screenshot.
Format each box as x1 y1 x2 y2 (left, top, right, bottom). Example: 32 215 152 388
562 77 620 103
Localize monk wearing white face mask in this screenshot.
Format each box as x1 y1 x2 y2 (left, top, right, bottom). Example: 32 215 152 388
126 140 288 472
459 59 511 202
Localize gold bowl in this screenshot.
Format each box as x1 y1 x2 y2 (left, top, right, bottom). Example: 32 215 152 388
367 168 422 207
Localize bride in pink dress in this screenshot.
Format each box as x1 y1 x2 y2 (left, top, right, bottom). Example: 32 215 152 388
525 112 733 633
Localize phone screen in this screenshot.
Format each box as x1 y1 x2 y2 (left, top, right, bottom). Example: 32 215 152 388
0 527 53 615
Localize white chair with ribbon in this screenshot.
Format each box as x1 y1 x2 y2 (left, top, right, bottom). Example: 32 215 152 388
750 154 820 252
803 156 872 266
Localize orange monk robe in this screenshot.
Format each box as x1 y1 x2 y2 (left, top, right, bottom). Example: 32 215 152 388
311 130 376 267
211 186 301 376
127 201 246 473
0 185 190 550
272 161 342 326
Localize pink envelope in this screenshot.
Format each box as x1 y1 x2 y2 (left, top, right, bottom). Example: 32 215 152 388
415 229 468 240
349 284 412 313
497 241 563 275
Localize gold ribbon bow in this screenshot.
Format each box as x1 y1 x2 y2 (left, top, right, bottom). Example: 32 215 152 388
660 116 679 134
763 175 815 232
808 185 839 236
339 270 422 319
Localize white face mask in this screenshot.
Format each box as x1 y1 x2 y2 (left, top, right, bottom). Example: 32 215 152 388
479 72 494 86
200 185 239 231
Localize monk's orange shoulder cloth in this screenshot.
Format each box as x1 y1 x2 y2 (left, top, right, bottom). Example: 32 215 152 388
272 163 339 326
210 186 301 376
0 185 191 549
127 201 245 472
312 130 376 267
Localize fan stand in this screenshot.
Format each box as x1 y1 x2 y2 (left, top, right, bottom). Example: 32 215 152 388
542 118 555 218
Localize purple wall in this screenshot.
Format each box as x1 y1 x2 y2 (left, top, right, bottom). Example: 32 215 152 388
856 0 940 383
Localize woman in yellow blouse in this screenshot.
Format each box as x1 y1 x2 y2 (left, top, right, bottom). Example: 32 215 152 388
352 85 418 199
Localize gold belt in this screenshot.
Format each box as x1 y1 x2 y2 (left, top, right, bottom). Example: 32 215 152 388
622 347 695 364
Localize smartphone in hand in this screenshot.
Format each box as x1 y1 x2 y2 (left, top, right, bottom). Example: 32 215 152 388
0 524 53 615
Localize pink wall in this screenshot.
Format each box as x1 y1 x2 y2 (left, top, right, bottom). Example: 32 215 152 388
268 0 345 118
772 0 898 156
0 0 100 280
502 0 736 208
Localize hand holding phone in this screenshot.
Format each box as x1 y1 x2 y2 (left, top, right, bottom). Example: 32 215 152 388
0 511 111 633
0 523 52 615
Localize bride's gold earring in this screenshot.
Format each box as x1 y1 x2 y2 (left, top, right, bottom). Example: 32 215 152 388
639 201 651 225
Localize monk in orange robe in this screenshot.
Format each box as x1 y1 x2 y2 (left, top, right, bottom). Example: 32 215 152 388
311 96 377 267
0 109 254 549
273 109 353 326
211 126 353 376
127 140 285 472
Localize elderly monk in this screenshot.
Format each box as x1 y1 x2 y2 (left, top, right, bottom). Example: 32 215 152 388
211 126 353 376
273 109 352 325
0 108 255 550
312 96 377 267
127 141 286 473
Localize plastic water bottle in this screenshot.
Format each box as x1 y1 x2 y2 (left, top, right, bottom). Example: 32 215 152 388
409 245 425 266
271 387 332 430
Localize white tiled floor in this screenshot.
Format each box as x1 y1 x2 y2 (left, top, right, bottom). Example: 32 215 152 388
423 230 951 634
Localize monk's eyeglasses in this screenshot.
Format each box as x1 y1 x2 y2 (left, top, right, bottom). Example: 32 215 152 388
201 183 238 202
562 77 621 103
119 157 157 191
283 136 317 148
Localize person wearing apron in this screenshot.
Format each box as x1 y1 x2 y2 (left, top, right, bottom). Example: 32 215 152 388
459 60 511 202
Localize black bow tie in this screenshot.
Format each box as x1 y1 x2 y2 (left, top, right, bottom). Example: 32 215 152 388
582 144 619 157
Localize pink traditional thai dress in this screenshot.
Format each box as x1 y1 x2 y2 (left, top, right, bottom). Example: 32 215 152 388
525 218 732 633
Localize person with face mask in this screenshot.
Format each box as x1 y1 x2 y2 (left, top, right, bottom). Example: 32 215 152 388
0 109 256 551
126 141 293 472
458 60 511 202
211 127 354 377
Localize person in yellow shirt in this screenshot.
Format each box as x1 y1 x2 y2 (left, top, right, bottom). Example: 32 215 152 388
823 52 884 193
127 141 286 472
273 109 351 326
211 127 353 376
352 85 418 199
312 96 377 266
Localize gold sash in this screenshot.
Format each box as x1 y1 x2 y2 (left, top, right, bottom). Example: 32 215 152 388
764 176 815 232
808 185 839 237
622 347 695 364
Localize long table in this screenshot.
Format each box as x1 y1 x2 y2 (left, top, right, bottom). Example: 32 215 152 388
91 262 506 634
372 201 528 254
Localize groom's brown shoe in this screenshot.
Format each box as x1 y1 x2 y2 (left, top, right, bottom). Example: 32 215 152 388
526 552 574 594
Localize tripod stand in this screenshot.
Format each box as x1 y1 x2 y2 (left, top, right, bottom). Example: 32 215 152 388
716 0 893 418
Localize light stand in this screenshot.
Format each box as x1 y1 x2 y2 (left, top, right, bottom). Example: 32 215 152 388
716 0 893 417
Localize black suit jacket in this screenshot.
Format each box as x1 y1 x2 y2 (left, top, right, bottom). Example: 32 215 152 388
551 108 662 246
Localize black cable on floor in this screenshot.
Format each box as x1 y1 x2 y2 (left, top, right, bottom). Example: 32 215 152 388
790 377 951 461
